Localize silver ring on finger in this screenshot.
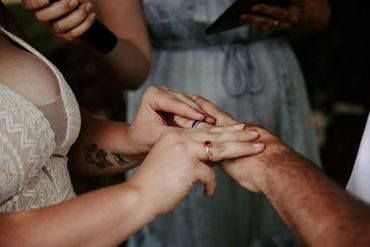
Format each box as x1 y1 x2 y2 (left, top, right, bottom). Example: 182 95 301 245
192 120 203 128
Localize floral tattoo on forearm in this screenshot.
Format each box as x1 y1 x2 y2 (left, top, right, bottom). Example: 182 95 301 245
83 144 130 169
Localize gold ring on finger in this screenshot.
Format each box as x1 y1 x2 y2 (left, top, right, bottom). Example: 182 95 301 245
204 140 213 161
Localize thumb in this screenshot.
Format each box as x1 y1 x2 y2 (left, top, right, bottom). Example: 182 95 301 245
196 163 217 197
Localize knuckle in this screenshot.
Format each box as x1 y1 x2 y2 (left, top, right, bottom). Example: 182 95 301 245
34 12 48 22
21 1 30 9
78 4 90 17
164 129 182 142
52 22 67 34
211 131 222 141
61 33 76 42
163 130 191 153
68 30 80 40
145 86 159 97
172 141 187 154
214 143 226 156
143 87 161 103
196 95 206 101
62 0 72 11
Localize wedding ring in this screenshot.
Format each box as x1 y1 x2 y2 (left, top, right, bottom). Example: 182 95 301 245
273 19 279 30
192 120 203 128
204 140 213 161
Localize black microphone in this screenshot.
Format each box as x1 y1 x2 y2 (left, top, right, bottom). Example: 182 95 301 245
49 0 118 54
81 19 118 54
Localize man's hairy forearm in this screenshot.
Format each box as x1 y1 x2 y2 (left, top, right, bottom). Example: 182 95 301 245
258 148 370 246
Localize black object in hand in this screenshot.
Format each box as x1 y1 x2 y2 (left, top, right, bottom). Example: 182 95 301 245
49 0 117 54
205 0 291 34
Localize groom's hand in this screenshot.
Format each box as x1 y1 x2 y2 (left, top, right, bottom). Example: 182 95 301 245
187 95 282 193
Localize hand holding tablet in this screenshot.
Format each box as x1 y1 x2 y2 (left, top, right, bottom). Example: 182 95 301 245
205 0 292 34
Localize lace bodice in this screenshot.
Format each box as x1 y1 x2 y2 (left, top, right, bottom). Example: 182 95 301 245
0 27 81 212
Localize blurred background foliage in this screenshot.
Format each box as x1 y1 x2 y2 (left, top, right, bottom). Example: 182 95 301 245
5 0 369 187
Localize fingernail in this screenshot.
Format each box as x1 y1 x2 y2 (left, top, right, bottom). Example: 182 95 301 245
247 128 258 135
85 3 93 12
233 123 245 129
252 143 265 149
69 0 79 8
89 13 96 21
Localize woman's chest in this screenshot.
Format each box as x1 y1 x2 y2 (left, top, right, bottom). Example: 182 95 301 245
0 44 59 105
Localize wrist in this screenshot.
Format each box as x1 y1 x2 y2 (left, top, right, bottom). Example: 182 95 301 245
257 145 310 195
247 142 293 194
120 124 147 164
125 178 160 219
112 182 158 237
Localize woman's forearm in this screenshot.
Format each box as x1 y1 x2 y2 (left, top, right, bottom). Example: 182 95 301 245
91 0 152 90
0 183 155 247
258 149 370 246
68 111 141 178
89 39 151 90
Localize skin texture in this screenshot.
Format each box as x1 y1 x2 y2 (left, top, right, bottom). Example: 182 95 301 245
191 95 370 247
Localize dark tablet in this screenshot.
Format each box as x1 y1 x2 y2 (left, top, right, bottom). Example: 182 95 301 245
205 0 291 34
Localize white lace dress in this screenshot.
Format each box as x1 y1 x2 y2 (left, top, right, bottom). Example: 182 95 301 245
0 27 81 212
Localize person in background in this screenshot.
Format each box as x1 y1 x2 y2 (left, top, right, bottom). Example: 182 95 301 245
22 0 331 245
0 1 265 246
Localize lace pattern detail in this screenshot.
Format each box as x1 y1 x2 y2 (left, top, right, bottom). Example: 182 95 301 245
0 85 55 205
54 70 81 156
0 27 80 212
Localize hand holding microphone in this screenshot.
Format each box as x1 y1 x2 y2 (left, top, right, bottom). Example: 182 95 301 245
48 0 117 54
23 0 117 54
78 17 118 54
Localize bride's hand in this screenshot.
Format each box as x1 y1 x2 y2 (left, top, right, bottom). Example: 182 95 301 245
174 95 238 127
127 125 264 216
126 87 216 161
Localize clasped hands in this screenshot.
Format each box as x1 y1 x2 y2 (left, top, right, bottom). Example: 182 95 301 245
125 87 285 216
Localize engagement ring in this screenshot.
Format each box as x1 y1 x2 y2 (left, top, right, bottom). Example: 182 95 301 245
204 140 213 161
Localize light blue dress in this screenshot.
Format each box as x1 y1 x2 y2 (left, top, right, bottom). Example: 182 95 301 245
127 0 321 246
